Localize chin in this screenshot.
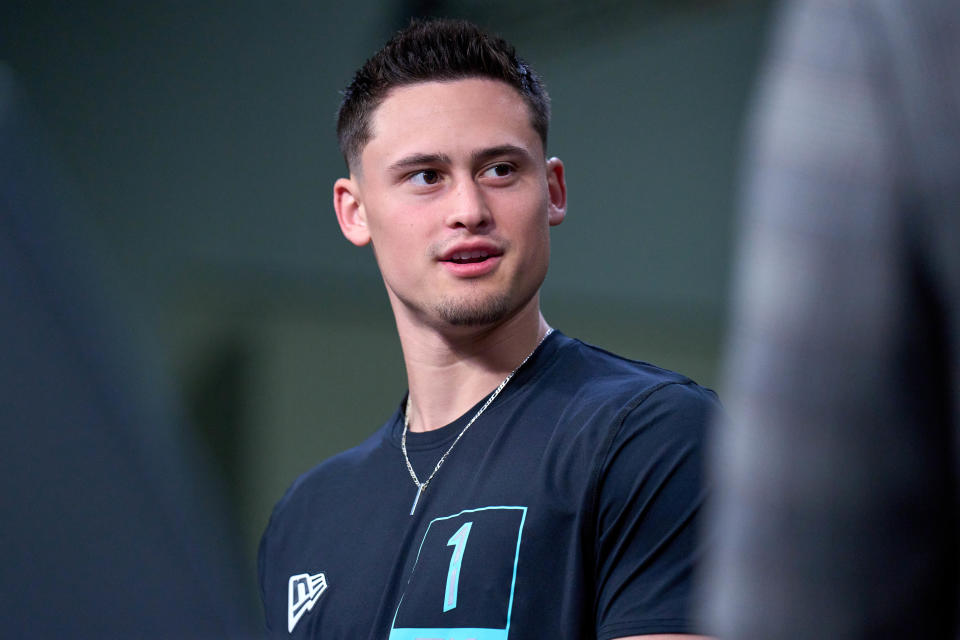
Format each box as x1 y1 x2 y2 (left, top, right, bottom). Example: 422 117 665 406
434 294 513 327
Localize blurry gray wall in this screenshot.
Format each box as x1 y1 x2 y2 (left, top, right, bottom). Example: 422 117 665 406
2 0 771 622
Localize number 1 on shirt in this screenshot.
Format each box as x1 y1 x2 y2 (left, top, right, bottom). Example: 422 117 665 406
443 521 473 612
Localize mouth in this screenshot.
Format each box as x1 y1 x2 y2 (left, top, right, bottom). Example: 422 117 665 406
446 249 496 264
438 244 504 277
439 243 504 263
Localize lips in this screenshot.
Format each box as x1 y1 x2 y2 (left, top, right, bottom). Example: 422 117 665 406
439 243 503 264
438 242 504 276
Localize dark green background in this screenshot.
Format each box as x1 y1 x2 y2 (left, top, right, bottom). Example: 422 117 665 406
2 0 772 621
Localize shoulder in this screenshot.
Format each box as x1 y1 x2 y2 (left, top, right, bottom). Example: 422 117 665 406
522 334 718 492
546 334 719 433
262 417 395 533
257 418 396 600
555 334 710 390
552 339 715 635
541 335 719 507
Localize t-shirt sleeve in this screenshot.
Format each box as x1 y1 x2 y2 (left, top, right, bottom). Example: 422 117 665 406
593 381 715 640
258 481 300 637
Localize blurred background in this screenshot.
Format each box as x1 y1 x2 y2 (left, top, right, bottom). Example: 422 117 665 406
1 0 771 630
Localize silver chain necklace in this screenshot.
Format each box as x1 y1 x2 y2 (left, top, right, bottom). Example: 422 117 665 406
402 328 553 515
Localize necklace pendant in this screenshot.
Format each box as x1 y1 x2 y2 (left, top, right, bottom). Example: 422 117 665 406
410 485 423 516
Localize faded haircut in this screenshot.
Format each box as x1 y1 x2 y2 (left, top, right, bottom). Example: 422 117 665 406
336 18 550 171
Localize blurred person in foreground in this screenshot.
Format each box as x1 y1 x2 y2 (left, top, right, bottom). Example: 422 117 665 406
702 0 960 636
258 18 719 640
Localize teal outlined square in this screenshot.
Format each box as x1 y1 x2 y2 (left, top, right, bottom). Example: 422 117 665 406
389 506 527 640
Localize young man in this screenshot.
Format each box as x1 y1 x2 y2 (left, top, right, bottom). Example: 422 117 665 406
259 19 716 639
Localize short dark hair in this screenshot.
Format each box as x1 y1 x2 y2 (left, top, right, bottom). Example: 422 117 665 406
336 18 551 170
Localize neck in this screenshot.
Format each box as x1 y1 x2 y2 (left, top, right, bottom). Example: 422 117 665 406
395 297 551 433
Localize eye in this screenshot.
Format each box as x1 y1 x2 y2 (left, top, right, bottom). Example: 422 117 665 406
409 169 441 187
481 163 515 179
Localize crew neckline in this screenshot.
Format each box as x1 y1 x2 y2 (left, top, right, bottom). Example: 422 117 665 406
387 330 567 451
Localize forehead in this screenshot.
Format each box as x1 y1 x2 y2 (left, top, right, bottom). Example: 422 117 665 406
361 78 541 169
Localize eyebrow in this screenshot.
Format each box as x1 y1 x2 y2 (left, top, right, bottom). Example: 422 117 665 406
470 144 533 165
387 153 452 173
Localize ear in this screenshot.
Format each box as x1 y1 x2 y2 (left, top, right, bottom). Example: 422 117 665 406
545 157 567 227
333 176 371 246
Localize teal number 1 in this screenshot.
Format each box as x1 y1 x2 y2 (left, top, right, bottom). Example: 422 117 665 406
443 521 474 612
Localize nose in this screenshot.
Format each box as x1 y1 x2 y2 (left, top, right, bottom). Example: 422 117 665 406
445 179 491 232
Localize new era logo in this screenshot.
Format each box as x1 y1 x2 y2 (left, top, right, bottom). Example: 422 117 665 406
288 572 328 633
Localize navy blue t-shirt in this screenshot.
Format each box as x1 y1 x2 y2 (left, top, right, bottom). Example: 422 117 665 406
259 332 717 639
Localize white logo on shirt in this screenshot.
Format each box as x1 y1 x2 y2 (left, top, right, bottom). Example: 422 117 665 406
288 572 327 633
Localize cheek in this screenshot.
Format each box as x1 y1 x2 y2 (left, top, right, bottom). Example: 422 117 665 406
498 192 550 238
366 202 425 249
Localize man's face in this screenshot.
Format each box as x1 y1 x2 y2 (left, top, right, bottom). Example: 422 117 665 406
335 78 566 330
